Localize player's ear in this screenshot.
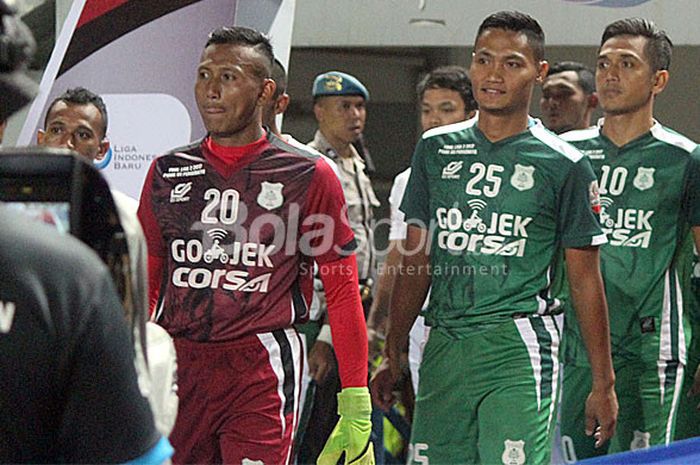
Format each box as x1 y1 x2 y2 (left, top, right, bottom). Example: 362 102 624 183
95 138 110 161
588 92 599 110
258 78 276 107
313 99 325 121
275 93 290 116
536 60 549 84
37 129 45 145
651 69 669 96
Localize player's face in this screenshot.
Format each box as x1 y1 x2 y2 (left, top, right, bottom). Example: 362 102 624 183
420 88 470 131
470 28 545 116
596 35 658 116
315 95 366 146
195 43 274 144
540 71 590 133
37 101 108 160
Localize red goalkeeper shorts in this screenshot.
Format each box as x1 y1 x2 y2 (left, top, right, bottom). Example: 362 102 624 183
170 328 303 464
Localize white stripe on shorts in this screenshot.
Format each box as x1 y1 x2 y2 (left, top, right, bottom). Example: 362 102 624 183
542 316 561 433
257 332 288 438
284 328 303 465
515 318 543 410
659 269 686 364
659 270 673 361
675 271 687 365
257 328 302 448
658 360 685 445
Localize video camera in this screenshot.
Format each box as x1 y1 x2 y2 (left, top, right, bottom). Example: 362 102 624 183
0 149 131 306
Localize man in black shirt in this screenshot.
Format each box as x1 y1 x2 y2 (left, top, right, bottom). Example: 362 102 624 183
0 2 171 462
0 208 172 463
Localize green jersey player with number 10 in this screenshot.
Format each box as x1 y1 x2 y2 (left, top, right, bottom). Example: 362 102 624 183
371 11 618 465
558 18 700 461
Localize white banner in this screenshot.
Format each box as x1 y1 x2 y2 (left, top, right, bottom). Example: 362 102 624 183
19 0 296 200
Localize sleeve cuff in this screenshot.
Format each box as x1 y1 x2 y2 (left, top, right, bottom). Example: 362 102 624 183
125 436 173 465
562 233 608 249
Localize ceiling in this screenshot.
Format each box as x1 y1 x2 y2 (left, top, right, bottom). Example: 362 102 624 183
292 0 699 47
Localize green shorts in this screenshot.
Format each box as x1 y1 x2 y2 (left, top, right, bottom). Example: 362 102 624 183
558 364 608 462
674 320 700 440
409 314 561 465
559 358 684 461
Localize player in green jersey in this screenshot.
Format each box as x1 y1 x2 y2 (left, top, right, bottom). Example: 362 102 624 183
371 11 617 465
558 18 700 461
675 248 700 440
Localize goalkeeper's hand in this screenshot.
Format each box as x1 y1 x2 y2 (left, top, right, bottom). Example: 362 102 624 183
317 387 375 465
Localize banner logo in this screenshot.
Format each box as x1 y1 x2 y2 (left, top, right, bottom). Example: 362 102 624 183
94 147 113 170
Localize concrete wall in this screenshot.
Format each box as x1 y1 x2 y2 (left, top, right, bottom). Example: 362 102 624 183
284 44 700 182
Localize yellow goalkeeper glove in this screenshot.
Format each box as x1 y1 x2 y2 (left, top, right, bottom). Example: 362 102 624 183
317 387 375 465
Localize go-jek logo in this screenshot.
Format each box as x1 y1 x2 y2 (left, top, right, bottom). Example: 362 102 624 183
94 147 113 170
435 203 533 257
562 0 653 7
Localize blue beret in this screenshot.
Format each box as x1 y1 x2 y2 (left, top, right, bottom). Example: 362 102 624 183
312 71 369 100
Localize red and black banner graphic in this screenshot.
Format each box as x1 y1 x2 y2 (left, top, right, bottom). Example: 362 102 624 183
59 0 202 76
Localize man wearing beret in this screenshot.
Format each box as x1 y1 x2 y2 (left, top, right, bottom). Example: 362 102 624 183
297 71 380 463
309 70 379 308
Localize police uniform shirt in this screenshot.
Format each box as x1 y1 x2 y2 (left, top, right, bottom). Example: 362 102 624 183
309 130 379 280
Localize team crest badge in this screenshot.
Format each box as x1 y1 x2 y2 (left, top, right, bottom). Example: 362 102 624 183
257 182 284 211
630 430 650 450
511 164 535 191
633 167 655 191
501 439 526 465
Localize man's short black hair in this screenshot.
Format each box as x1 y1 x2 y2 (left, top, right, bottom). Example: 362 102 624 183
547 61 596 95
601 17 672 72
205 26 274 78
271 58 287 99
417 65 477 113
45 87 108 137
476 11 545 61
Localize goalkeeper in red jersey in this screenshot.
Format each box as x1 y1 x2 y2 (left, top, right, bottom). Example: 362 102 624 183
138 26 373 465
